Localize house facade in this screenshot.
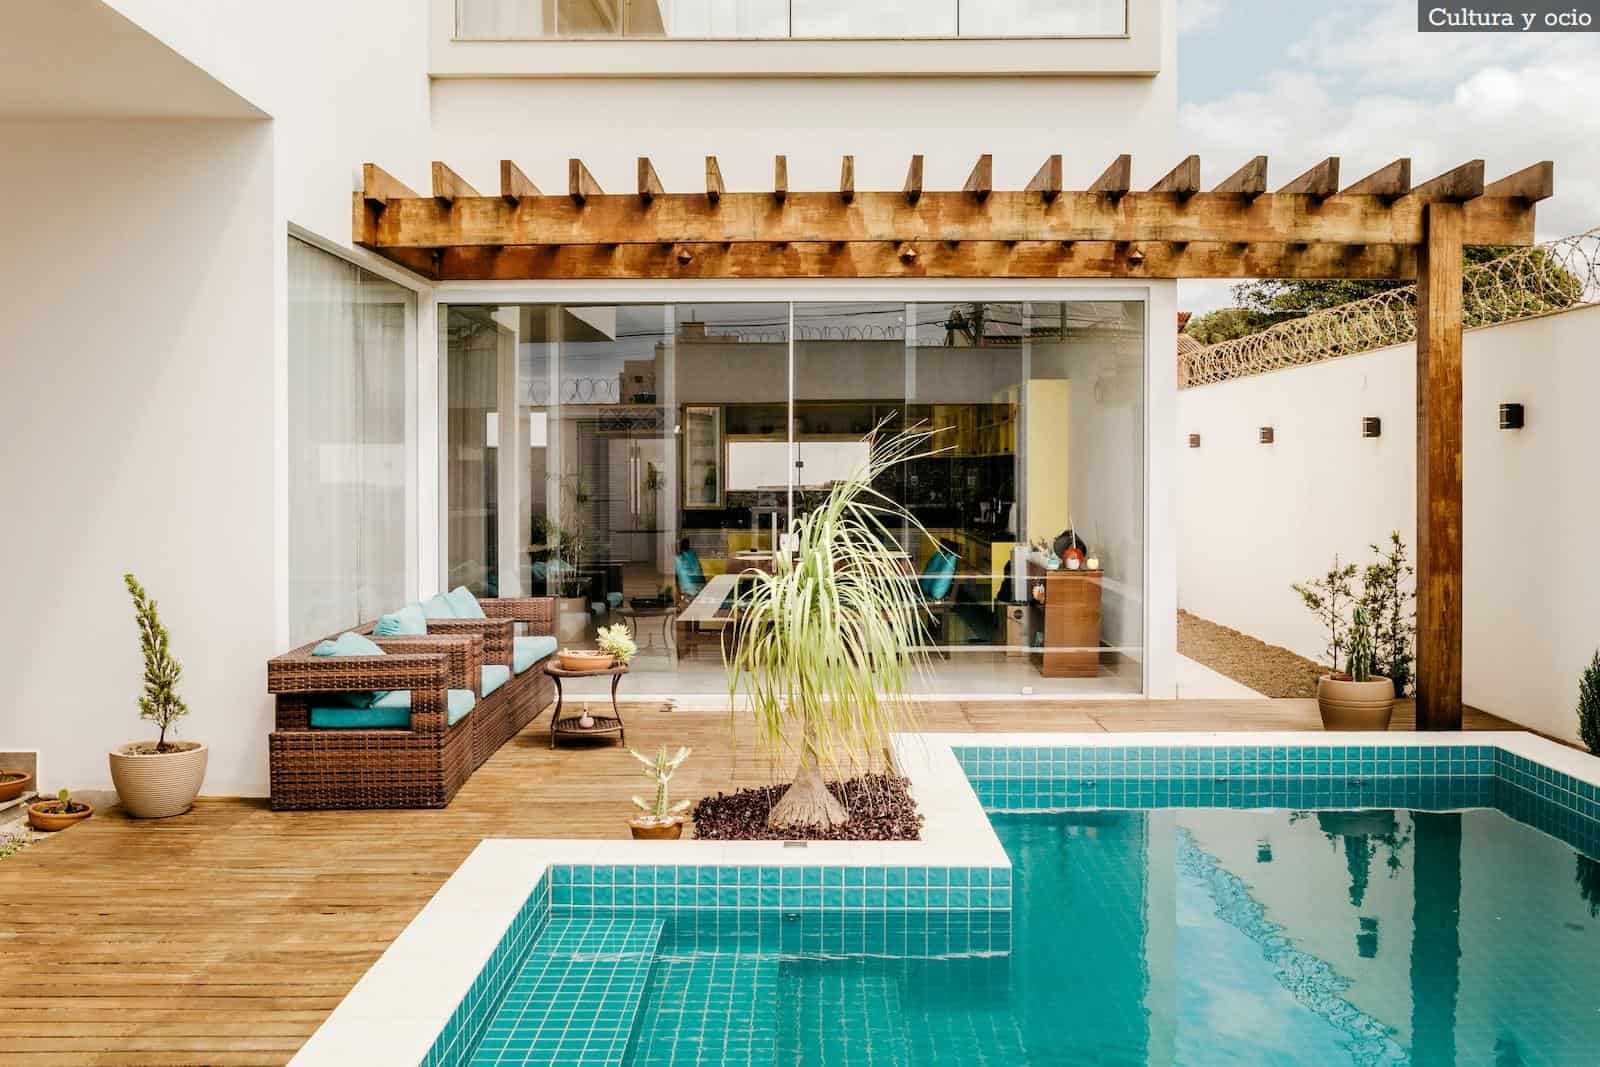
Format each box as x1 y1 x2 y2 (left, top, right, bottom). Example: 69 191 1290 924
2 0 1178 797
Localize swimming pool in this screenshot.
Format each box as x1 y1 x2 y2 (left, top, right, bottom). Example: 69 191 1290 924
291 734 1600 1066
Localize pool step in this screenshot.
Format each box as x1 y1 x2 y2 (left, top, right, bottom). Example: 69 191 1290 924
468 916 664 1067
628 955 782 1065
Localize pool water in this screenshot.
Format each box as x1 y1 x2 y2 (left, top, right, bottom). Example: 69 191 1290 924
606 806 1600 1066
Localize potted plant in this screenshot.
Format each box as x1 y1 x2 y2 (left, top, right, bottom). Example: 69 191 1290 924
29 787 93 831
0 768 32 804
628 745 691 839
109 574 208 818
1295 558 1394 730
725 423 941 830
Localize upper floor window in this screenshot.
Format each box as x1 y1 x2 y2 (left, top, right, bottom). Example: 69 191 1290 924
455 0 1127 39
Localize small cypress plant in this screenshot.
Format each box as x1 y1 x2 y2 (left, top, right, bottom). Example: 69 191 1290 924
1579 651 1600 755
124 573 189 752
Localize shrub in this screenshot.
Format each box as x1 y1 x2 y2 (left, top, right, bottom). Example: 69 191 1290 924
1580 651 1600 754
125 573 188 751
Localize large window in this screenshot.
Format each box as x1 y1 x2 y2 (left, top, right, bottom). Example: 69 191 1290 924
444 298 1145 697
287 239 416 643
456 0 1127 39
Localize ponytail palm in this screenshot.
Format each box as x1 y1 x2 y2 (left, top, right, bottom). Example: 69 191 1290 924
726 425 941 830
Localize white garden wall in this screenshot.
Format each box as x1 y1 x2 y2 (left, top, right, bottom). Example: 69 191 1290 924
1177 305 1600 741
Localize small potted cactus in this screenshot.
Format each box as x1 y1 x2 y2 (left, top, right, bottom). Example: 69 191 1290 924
1319 605 1395 730
29 787 94 832
627 745 691 839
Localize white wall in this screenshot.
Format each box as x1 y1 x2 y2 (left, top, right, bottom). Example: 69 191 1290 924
1177 306 1600 740
0 118 276 795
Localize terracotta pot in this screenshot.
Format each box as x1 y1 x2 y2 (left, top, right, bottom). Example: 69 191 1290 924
0 771 32 804
109 742 208 819
28 800 94 832
629 815 685 840
560 650 615 672
1316 675 1395 731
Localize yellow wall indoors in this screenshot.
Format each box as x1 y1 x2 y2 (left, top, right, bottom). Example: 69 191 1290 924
1027 379 1072 544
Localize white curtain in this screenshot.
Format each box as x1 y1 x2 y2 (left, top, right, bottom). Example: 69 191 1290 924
288 239 414 644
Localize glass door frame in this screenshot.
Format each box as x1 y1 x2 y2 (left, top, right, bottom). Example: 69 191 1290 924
432 279 1160 696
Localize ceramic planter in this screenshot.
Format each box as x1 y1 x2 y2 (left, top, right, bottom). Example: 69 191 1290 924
1316 675 1395 731
0 770 32 804
109 742 208 818
28 799 93 831
559 650 615 672
629 814 685 840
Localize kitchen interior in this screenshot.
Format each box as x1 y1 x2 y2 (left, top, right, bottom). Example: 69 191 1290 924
450 299 1145 698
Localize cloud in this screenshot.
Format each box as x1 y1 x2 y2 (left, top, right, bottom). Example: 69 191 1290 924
1177 0 1227 34
1178 7 1600 314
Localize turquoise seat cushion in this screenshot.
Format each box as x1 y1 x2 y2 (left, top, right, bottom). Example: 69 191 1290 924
308 688 476 729
445 585 487 619
513 635 558 674
373 602 427 637
310 631 388 708
421 592 457 619
919 551 959 601
606 592 624 609
482 663 511 697
676 550 706 597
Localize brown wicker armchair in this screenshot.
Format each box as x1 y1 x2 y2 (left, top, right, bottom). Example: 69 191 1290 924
266 597 557 810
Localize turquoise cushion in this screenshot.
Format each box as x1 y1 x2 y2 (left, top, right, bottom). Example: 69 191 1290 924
513 635 558 674
310 631 388 708
421 592 457 619
482 663 511 697
606 592 624 609
373 602 427 637
919 551 958 601
676 551 706 597
308 688 476 729
445 585 487 619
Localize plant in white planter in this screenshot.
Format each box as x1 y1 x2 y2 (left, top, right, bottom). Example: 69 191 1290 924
1295 558 1395 731
110 574 208 818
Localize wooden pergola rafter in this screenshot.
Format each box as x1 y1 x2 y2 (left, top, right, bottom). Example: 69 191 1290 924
356 152 1554 732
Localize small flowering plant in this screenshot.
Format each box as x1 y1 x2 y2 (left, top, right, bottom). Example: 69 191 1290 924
596 623 638 665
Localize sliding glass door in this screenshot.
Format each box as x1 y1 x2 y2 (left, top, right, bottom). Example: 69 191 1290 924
443 297 1144 696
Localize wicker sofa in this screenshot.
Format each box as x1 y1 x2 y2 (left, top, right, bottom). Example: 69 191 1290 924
266 596 557 810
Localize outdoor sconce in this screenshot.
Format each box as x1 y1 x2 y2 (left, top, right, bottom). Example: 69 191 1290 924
1499 402 1525 430
1362 417 1382 438
1188 433 1201 448
1258 427 1274 444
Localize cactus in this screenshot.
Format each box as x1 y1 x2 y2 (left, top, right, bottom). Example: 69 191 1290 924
1348 606 1375 683
628 745 691 819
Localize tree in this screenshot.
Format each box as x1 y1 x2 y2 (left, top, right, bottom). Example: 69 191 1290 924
1580 650 1600 755
1361 532 1416 696
726 425 938 830
1293 556 1359 675
124 573 188 752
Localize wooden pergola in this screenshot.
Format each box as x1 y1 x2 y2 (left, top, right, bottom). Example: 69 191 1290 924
355 152 1554 730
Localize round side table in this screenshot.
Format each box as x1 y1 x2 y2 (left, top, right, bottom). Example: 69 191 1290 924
543 662 628 749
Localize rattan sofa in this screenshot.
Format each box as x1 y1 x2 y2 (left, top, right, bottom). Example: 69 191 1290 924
266 597 557 810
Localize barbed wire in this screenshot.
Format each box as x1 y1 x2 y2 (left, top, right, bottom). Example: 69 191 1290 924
1179 229 1600 389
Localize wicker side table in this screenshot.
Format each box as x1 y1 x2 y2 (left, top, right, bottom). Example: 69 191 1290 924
543 662 628 749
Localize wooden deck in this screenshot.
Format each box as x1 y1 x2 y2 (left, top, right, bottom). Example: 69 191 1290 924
2 698 1517 1066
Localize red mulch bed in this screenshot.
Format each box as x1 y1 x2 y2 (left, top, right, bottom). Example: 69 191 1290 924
691 773 923 841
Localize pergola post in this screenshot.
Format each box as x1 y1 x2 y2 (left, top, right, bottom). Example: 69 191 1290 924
1415 201 1465 730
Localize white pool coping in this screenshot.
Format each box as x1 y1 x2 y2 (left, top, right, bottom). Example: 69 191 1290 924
289 729 1600 1066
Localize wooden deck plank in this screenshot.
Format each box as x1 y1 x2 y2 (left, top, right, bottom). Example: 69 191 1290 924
0 698 1518 1065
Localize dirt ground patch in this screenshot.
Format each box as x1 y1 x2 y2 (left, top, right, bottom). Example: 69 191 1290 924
1178 610 1325 698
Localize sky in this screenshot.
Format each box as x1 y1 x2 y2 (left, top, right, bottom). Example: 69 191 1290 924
1175 0 1599 314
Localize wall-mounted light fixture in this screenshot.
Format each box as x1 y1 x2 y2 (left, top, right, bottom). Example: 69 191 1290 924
1499 402 1525 430
1188 433 1201 448
1258 427 1275 445
1361 417 1382 439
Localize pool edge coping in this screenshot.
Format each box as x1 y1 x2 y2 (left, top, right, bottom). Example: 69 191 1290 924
287 729 1600 1065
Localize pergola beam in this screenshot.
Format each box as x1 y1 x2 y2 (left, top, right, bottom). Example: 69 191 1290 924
773 155 788 203
1279 157 1340 199
376 240 1426 282
1342 158 1411 200
568 158 602 206
1409 160 1485 203
1150 154 1201 199
499 160 540 205
1485 160 1554 202
637 157 664 204
430 162 479 204
359 188 1537 250
839 155 855 203
361 163 418 209
903 155 924 205
964 154 993 202
1089 155 1132 199
1026 155 1063 202
1213 156 1268 199
705 156 725 205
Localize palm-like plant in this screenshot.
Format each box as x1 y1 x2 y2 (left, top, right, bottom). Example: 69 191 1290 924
725 423 943 830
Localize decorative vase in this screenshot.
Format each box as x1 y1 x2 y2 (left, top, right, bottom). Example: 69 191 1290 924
629 814 685 840
28 799 94 832
109 741 208 818
1316 675 1395 731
